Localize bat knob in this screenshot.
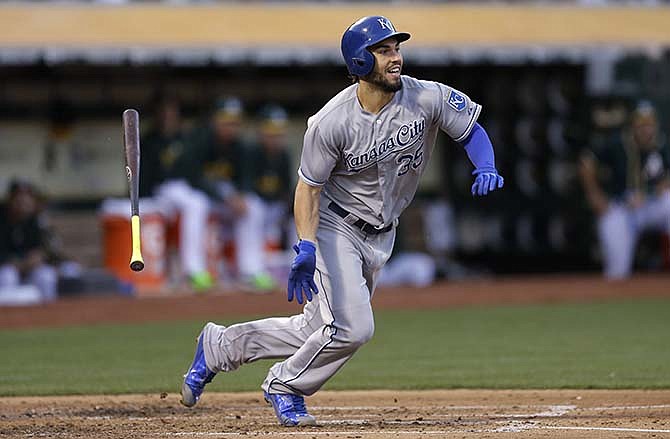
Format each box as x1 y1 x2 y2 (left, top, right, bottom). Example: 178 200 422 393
130 260 145 272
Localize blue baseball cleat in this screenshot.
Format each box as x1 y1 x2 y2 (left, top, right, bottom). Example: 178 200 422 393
264 391 317 426
180 329 216 407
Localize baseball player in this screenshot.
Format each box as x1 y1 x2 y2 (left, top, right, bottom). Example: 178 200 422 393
180 16 504 426
190 97 277 291
248 104 295 249
140 95 213 291
0 180 58 302
579 101 670 278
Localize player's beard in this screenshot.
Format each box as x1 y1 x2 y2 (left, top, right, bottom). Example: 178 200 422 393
364 68 403 93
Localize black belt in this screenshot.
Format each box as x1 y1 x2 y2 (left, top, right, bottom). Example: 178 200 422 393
327 201 394 235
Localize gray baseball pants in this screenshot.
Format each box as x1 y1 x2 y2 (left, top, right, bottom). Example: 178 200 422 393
201 205 395 396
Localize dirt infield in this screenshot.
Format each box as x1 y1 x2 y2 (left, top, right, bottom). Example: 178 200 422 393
1 390 669 438
2 275 669 438
2 274 669 329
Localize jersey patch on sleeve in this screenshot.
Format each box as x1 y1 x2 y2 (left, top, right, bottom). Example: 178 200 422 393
447 90 467 112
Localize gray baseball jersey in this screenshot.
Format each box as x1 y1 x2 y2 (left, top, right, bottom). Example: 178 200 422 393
200 75 482 398
299 75 481 226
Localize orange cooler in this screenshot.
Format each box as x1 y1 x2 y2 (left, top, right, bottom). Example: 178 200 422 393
100 199 166 292
165 212 224 280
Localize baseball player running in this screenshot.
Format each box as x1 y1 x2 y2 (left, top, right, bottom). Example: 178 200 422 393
180 16 504 426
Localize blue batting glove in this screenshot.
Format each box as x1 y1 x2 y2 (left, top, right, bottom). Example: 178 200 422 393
287 240 319 305
471 167 504 197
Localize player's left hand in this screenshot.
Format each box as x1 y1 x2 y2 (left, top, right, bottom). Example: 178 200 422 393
288 240 319 305
471 167 504 196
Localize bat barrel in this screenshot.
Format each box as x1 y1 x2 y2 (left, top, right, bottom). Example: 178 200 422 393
123 109 140 217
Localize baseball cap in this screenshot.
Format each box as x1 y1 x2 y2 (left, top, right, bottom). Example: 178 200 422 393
214 97 244 122
8 178 35 197
632 100 656 121
259 104 288 134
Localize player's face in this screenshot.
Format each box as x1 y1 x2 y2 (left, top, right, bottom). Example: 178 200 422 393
261 130 285 150
9 188 37 219
159 101 181 135
213 117 242 144
632 114 657 149
365 38 403 92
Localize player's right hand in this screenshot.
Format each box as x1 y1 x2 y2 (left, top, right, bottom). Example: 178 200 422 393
288 240 319 305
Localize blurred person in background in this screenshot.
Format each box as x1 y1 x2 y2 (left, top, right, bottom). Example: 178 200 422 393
0 180 58 302
378 190 469 288
43 99 79 175
579 100 670 279
140 93 213 292
190 97 276 292
248 104 295 251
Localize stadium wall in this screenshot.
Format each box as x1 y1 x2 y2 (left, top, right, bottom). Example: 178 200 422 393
0 4 668 48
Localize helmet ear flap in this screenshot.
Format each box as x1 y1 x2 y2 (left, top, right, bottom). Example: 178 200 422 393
351 49 375 77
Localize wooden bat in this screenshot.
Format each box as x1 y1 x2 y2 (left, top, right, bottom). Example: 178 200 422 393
123 109 145 272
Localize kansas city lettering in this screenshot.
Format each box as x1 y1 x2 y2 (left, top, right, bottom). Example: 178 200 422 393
346 118 425 171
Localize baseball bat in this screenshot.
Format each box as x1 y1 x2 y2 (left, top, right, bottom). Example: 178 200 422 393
123 109 145 272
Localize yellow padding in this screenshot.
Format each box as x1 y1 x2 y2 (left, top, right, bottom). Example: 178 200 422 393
0 5 668 47
130 215 144 267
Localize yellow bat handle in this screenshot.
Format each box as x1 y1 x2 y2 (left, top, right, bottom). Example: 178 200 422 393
130 215 145 271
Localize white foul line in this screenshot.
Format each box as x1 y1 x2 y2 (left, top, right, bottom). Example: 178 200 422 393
580 404 670 411
168 431 459 437
310 404 570 411
543 426 670 433
158 402 670 437
165 403 670 412
166 425 670 437
491 404 576 418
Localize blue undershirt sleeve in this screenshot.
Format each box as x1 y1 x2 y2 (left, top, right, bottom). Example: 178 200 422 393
459 122 496 174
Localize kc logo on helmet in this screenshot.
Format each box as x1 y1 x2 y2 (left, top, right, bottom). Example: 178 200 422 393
378 18 395 31
447 90 467 112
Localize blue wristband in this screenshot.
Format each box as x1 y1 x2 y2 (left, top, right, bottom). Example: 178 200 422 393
297 240 316 254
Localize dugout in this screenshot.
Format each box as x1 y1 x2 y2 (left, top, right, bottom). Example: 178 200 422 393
0 4 668 277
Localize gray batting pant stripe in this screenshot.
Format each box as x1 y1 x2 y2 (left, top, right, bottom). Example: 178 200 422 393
202 309 322 373
201 210 394 396
267 330 337 396
266 268 337 394
261 219 392 396
260 227 370 396
201 262 335 374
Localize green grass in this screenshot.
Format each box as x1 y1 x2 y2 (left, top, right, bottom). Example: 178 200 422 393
1 298 669 396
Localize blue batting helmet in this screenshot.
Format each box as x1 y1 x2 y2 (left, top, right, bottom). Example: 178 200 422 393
341 16 411 77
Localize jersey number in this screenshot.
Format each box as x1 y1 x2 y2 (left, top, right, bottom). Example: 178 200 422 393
397 147 424 176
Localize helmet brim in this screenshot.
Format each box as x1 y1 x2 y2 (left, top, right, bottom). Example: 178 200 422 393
367 31 411 49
